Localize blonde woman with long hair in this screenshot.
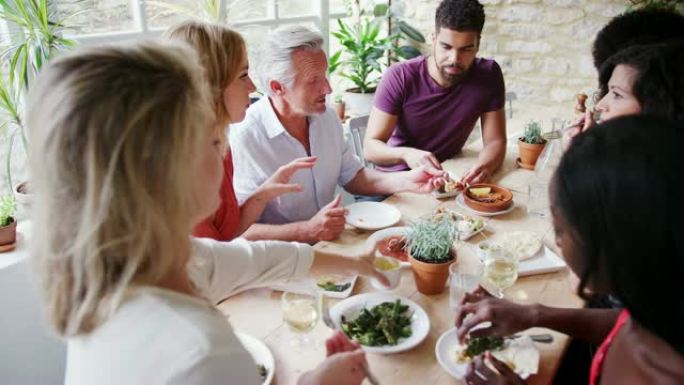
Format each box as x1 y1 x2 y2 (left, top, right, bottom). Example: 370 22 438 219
167 21 316 241
28 40 381 385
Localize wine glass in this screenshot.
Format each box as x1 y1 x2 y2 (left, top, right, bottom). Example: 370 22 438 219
281 288 320 346
481 249 518 299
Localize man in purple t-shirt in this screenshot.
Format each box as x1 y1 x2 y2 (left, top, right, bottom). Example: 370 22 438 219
364 0 506 184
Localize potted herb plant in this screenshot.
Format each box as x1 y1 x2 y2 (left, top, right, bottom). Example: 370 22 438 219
333 94 346 121
0 195 17 252
407 216 458 295
518 120 547 168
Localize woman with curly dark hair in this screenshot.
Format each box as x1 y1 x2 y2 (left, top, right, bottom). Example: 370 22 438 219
455 115 684 385
596 41 684 122
567 40 684 138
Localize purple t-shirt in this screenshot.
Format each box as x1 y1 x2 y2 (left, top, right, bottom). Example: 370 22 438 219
374 56 505 171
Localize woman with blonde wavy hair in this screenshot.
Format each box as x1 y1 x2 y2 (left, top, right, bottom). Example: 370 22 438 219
28 40 380 385
167 21 316 241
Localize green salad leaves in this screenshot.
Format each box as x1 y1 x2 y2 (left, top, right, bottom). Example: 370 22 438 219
340 300 412 346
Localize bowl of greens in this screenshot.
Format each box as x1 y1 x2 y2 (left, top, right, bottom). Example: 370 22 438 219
330 292 430 354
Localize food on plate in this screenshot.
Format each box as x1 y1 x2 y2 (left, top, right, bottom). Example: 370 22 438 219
450 334 540 378
432 208 485 235
432 207 459 222
317 276 352 292
478 241 501 253
467 186 506 203
469 187 491 197
373 257 400 271
456 336 505 362
377 235 409 262
500 231 543 260
438 175 465 193
341 300 412 346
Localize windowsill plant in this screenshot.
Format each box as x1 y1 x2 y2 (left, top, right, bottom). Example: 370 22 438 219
328 0 425 116
0 194 17 252
0 0 77 209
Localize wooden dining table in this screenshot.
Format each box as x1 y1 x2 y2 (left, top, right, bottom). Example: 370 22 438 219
218 143 583 385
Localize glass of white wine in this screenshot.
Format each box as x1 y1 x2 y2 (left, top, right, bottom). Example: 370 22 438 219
281 289 320 346
481 249 518 299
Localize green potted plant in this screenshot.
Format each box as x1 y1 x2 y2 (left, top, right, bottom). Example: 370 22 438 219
328 17 394 116
0 0 77 209
518 120 547 169
0 194 17 252
333 94 346 121
407 216 458 295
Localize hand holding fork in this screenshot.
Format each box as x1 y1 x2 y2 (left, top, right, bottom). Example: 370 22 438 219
321 297 381 385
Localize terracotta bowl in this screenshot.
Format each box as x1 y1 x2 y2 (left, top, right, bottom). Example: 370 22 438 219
463 183 513 213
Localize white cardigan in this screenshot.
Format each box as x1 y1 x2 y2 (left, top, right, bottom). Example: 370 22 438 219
64 237 313 385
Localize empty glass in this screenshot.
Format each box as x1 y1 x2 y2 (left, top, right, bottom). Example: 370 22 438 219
449 262 481 310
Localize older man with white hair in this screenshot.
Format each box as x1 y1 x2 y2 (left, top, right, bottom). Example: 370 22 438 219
230 25 446 243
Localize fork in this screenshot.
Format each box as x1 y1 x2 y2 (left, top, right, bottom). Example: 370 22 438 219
321 297 380 385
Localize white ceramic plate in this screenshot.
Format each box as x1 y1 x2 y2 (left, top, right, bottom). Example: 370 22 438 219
456 194 515 217
435 327 539 380
235 331 275 385
345 202 402 230
330 292 430 354
270 275 358 299
433 209 488 241
366 226 411 267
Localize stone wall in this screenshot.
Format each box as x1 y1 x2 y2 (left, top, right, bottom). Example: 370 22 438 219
402 0 631 121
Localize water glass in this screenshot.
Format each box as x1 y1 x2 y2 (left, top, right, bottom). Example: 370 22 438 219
527 181 550 218
449 263 481 311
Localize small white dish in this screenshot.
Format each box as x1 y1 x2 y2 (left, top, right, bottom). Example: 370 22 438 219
432 208 488 241
345 202 402 230
271 275 357 299
235 331 275 385
518 246 567 277
435 327 539 380
432 189 461 199
366 226 411 267
330 292 430 354
371 257 402 290
456 194 515 217
432 172 463 199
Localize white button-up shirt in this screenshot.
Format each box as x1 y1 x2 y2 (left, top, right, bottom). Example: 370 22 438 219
230 97 364 224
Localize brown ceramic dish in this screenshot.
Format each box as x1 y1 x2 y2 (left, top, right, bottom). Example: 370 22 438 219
463 184 513 213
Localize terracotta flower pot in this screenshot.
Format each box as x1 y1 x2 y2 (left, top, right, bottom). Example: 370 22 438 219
408 248 456 295
0 217 17 252
518 139 547 167
334 101 346 121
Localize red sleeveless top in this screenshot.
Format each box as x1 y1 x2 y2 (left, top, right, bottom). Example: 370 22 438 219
589 309 630 385
192 152 240 241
